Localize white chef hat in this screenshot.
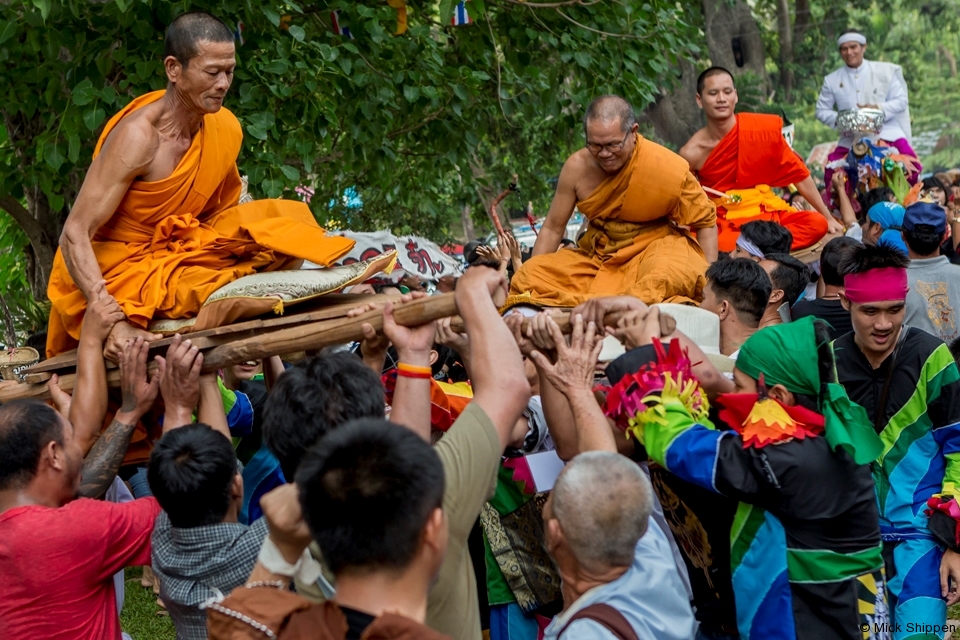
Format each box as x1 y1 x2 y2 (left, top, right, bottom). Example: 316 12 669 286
838 31 867 46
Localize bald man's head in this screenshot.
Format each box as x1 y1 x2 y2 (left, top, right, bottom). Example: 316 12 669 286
547 451 652 573
583 95 637 135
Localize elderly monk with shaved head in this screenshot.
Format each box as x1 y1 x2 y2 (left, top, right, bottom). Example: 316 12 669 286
47 11 354 358
507 95 718 309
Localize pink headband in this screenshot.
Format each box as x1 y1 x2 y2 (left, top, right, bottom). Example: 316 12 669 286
844 267 908 304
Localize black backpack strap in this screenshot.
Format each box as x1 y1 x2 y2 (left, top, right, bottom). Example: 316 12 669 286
558 603 639 640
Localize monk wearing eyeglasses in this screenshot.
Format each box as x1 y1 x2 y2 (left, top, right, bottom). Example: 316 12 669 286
506 95 718 309
46 12 354 358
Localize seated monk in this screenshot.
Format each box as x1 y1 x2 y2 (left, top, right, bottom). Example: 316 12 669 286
679 67 843 255
507 95 717 309
47 12 354 358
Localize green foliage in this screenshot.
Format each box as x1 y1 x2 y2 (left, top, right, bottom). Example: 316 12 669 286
0 211 49 343
0 0 700 258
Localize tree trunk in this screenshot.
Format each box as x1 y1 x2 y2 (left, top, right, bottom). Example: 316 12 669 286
793 0 812 45
701 0 768 90
940 45 958 78
0 296 17 348
460 203 476 241
644 58 704 148
644 0 769 147
0 191 59 303
776 0 794 101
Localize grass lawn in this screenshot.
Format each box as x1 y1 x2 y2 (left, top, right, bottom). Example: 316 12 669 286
120 567 175 640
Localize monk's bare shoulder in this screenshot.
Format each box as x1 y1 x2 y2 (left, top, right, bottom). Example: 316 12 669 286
678 128 713 171
560 148 607 200
97 106 160 178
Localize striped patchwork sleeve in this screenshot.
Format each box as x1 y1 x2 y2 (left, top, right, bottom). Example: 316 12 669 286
643 400 760 498
928 346 960 494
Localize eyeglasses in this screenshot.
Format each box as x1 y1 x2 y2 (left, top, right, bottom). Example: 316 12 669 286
586 130 630 155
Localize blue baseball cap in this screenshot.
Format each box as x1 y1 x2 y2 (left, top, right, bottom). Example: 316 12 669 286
903 201 947 233
867 201 905 231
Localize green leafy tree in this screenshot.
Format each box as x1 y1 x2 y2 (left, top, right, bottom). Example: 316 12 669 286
0 0 699 303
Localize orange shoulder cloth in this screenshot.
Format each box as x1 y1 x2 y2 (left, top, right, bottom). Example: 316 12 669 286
578 134 689 224
699 113 809 192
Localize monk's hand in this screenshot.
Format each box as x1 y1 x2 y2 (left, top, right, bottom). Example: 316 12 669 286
572 296 647 331
104 321 162 364
117 337 161 423
155 334 202 429
81 280 125 346
529 315 602 398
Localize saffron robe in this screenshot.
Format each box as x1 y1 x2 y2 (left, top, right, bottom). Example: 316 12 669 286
46 91 355 356
507 135 716 309
697 113 828 253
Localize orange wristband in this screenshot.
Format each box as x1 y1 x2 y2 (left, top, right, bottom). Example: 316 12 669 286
397 362 432 379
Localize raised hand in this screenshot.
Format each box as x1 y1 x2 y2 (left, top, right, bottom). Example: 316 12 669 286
117 337 161 422
571 296 647 331
435 316 469 359
528 315 602 397
81 281 126 345
383 291 436 361
455 264 509 309
155 334 202 430
504 312 536 358
260 483 314 564
607 306 665 351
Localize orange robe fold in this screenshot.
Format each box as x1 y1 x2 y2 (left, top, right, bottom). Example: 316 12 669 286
697 113 827 253
46 91 355 356
507 135 716 308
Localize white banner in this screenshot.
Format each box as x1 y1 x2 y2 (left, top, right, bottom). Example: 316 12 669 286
304 230 462 282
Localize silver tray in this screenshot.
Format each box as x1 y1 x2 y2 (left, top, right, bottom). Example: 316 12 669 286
836 108 885 137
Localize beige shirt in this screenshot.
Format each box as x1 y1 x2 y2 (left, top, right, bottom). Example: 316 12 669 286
296 403 500 640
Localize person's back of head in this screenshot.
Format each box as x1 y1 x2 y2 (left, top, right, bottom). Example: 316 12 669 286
164 11 233 67
263 350 384 480
839 243 910 277
902 201 948 258
296 418 446 579
546 451 652 575
0 400 69 493
740 220 793 256
147 424 238 528
820 236 864 287
762 253 812 307
704 258 772 328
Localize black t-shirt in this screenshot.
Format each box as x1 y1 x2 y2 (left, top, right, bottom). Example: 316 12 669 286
342 606 377 640
791 298 852 339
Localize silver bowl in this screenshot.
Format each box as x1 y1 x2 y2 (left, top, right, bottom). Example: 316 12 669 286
836 108 885 138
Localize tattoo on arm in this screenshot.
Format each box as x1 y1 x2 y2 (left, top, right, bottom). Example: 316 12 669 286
78 418 137 499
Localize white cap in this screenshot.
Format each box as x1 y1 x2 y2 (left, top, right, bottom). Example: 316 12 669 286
653 303 735 373
837 32 866 47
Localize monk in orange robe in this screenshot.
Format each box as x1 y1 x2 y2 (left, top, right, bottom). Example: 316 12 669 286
48 13 353 358
680 67 843 254
507 96 717 309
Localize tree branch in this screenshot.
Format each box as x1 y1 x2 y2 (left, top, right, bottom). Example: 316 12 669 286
498 0 602 7
0 195 44 243
554 8 655 39
387 105 449 139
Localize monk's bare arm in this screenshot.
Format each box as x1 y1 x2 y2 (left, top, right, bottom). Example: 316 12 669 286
678 130 709 172
696 225 719 263
795 176 844 233
60 121 159 301
533 155 580 256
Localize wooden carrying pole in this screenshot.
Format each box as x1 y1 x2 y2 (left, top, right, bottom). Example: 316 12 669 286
0 295 574 402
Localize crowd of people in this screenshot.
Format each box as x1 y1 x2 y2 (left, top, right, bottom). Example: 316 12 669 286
4 10 960 640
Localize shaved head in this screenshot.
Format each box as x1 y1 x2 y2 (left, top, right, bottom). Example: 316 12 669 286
550 451 652 572
583 95 636 134
697 67 735 95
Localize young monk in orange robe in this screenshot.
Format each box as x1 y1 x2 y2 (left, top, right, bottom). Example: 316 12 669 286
48 16 354 357
680 68 843 254
507 96 717 309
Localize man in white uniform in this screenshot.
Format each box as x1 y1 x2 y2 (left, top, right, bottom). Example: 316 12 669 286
816 29 920 190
